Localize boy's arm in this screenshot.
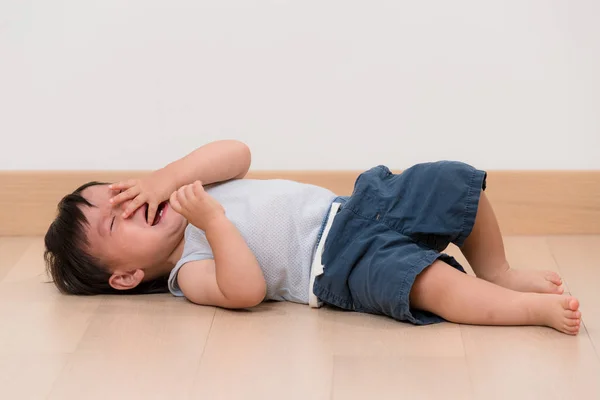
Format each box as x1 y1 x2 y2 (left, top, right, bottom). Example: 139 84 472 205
177 260 258 309
110 140 251 222
160 139 251 189
177 218 266 309
203 215 266 304
172 183 266 308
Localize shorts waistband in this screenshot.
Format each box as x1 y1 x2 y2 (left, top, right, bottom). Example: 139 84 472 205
308 196 348 308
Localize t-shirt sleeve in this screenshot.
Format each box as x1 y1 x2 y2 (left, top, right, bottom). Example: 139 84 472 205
167 228 214 297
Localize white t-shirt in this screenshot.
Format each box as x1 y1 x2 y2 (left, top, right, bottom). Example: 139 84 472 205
168 178 336 304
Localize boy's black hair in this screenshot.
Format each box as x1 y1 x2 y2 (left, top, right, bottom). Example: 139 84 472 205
44 181 168 295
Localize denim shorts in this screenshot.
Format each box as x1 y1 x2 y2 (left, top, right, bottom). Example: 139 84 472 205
312 161 487 325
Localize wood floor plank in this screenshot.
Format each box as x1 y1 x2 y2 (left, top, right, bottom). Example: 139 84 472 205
2 237 48 284
190 302 333 400
0 353 69 399
332 356 472 400
326 308 465 358
0 236 34 282
462 324 600 400
0 298 99 354
48 296 215 399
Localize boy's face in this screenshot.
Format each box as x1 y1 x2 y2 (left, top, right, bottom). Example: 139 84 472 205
80 184 187 285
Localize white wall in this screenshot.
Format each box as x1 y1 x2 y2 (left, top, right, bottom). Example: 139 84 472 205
1 1 598 171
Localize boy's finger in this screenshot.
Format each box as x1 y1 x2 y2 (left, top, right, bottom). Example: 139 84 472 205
184 184 197 201
146 202 158 225
108 179 138 191
169 192 182 213
177 186 189 206
109 186 139 205
191 181 205 197
122 195 146 218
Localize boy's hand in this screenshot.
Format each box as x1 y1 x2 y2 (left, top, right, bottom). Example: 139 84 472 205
169 181 226 231
109 170 176 224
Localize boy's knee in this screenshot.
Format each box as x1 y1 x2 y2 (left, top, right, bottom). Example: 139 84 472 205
409 260 454 310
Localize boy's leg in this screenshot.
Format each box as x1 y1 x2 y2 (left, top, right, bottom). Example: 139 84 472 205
459 191 563 294
409 260 581 335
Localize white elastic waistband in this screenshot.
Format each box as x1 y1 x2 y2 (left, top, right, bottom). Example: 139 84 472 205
308 201 342 308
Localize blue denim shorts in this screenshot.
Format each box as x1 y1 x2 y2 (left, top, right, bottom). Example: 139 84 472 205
313 161 487 325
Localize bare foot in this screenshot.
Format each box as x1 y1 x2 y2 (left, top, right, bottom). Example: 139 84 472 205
530 295 582 335
489 268 564 294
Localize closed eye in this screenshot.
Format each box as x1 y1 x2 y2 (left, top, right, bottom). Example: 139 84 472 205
109 189 122 233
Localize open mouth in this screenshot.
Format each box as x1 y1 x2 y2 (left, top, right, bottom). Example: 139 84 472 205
145 202 167 226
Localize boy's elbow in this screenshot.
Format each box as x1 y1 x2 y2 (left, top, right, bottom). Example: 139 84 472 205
249 280 267 306
233 141 251 178
226 292 264 309
236 281 266 308
221 279 266 309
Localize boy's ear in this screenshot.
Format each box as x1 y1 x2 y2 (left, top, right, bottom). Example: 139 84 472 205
108 269 145 291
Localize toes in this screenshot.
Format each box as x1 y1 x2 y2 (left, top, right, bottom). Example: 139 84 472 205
545 282 564 294
563 326 580 335
568 297 580 311
545 272 563 286
561 296 580 312
568 325 580 333
564 310 582 319
565 318 581 327
563 322 581 333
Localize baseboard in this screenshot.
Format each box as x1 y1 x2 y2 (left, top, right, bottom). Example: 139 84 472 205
1 170 599 236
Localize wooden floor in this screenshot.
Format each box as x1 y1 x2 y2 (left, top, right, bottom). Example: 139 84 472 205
1 236 599 400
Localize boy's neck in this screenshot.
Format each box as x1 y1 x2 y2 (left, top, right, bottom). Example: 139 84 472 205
144 235 186 280
167 235 186 270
